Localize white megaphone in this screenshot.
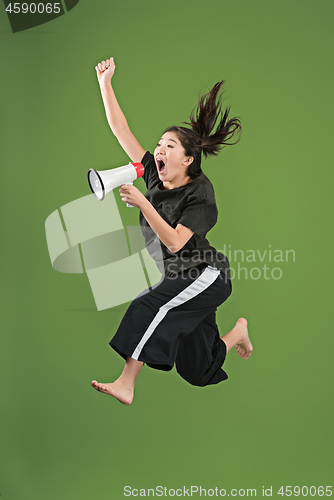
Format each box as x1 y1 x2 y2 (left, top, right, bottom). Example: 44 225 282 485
88 162 145 205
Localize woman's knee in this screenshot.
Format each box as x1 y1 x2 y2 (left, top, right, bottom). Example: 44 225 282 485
175 365 207 387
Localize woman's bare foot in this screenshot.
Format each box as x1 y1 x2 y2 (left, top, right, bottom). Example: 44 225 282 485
234 318 253 359
221 317 253 359
91 379 134 405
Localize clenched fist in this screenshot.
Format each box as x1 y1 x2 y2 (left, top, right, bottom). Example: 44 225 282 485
95 57 115 85
119 184 147 209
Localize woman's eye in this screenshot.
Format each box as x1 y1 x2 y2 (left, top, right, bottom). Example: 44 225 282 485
167 145 173 148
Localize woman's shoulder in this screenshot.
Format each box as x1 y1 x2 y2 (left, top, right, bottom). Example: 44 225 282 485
141 151 159 189
188 172 216 200
141 150 154 166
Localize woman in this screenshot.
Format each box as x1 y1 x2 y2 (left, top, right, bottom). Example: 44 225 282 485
91 57 253 405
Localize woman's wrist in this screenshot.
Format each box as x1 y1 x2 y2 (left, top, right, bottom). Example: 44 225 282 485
99 79 112 92
139 195 151 213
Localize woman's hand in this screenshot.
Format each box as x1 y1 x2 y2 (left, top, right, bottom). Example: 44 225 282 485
95 57 115 85
119 184 147 209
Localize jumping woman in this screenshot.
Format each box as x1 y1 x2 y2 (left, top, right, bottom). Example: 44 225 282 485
91 57 253 405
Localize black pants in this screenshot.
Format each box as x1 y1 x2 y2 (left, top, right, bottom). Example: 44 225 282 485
109 264 232 387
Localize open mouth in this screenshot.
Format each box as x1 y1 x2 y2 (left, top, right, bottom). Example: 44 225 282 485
156 158 166 174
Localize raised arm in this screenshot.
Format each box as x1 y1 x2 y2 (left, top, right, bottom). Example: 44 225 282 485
96 57 146 163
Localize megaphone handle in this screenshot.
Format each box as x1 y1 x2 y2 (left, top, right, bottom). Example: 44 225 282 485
125 181 134 208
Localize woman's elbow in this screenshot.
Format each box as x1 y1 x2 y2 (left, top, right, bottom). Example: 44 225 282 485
167 239 184 254
168 245 181 254
167 227 194 253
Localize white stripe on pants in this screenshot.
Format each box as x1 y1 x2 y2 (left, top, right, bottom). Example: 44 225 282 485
131 266 221 360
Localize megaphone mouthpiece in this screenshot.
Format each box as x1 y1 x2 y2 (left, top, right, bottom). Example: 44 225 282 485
131 162 145 179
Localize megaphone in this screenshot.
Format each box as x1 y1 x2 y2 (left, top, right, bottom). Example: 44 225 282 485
88 162 145 203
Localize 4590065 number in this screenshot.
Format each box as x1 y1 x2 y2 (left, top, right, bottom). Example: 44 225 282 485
278 486 332 496
5 3 61 14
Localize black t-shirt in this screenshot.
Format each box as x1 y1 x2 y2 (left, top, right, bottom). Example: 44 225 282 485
139 151 231 279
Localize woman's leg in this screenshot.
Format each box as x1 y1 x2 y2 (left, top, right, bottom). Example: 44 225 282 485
175 310 229 387
220 317 253 359
91 357 143 405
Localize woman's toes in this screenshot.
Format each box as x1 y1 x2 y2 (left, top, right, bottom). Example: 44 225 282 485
92 380 103 391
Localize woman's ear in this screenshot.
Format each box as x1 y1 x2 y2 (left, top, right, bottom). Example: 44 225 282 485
183 156 194 166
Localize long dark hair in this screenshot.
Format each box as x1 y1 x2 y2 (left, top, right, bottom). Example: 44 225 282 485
164 80 241 179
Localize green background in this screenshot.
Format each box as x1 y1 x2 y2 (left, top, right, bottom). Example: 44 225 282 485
1 0 333 499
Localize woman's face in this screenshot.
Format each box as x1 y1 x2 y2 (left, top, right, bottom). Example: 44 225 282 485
154 131 193 189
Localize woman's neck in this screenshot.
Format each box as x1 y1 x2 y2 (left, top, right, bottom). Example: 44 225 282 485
162 175 192 190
